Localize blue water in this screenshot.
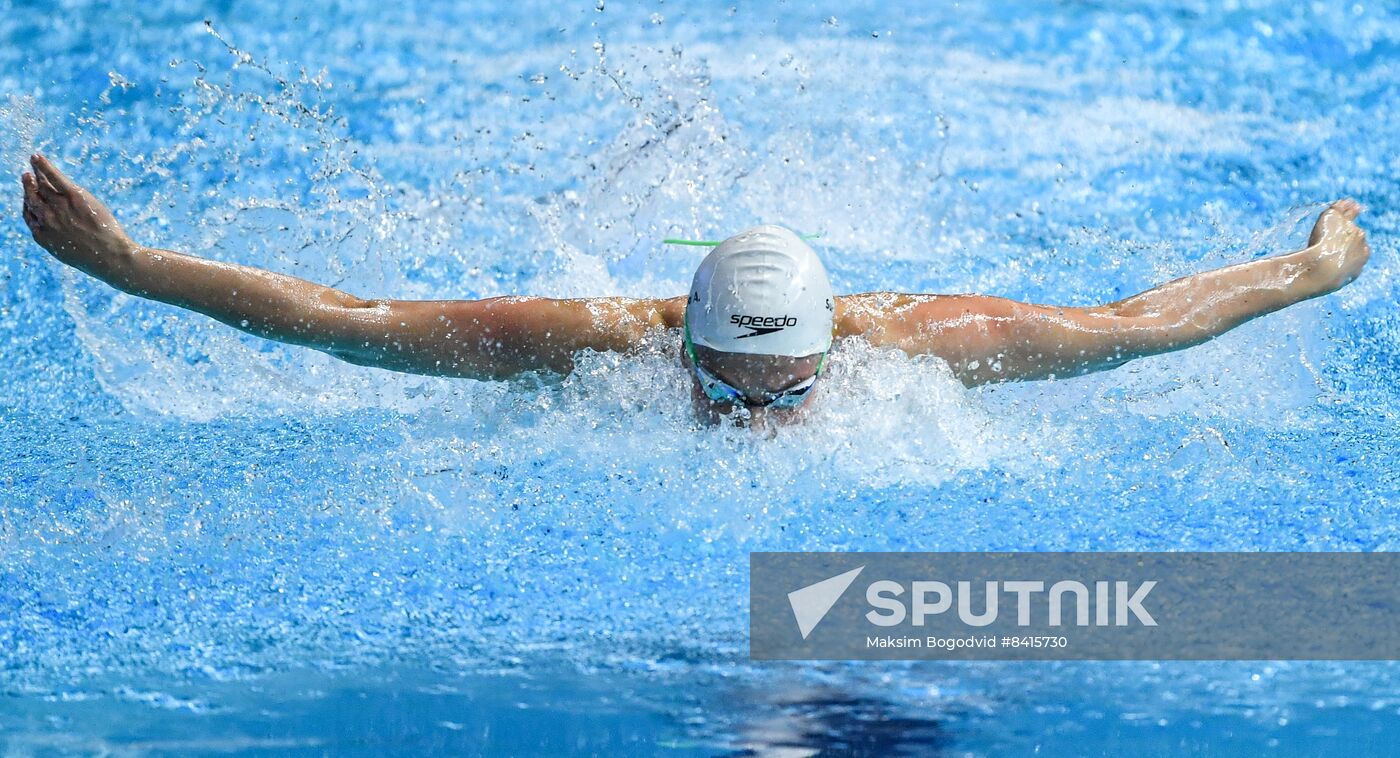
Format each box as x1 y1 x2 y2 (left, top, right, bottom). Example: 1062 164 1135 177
3 1 1399 754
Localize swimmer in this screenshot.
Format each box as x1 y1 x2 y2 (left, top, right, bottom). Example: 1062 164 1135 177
20 153 1371 422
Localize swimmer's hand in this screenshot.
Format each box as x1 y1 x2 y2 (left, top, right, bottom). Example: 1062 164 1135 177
20 153 138 278
1304 199 1370 295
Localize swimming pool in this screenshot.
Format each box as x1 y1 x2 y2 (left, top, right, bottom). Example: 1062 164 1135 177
3 0 1398 753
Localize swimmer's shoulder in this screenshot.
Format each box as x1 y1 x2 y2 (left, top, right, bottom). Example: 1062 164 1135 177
593 295 686 338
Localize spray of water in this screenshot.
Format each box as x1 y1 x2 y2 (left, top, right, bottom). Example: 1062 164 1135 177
3 4 1398 744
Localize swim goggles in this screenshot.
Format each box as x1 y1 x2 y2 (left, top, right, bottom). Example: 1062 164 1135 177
683 322 826 409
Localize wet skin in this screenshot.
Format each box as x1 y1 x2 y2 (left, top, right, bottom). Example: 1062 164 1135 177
21 153 1372 419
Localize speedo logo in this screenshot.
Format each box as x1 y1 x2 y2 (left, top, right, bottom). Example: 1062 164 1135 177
731 314 797 339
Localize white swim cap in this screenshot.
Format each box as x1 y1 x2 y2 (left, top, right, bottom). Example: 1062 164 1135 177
685 225 835 357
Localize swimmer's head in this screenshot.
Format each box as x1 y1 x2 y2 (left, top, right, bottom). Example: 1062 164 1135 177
683 225 834 409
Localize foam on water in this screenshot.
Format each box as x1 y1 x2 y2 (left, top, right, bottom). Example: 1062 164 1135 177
3 1 1400 750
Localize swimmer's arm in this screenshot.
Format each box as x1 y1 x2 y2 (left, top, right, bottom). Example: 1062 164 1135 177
20 153 684 379
838 293 1167 384
102 248 679 378
839 201 1370 385
314 295 686 378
